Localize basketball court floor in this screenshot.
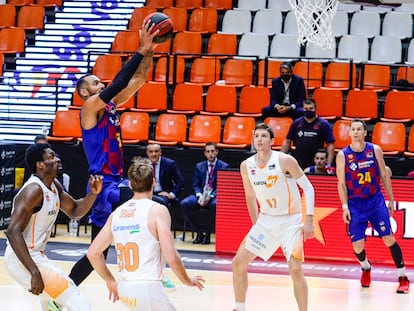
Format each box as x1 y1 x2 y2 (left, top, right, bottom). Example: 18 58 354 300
1 225 413 310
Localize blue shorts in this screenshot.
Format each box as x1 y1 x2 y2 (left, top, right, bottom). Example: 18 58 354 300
88 175 122 227
348 191 392 242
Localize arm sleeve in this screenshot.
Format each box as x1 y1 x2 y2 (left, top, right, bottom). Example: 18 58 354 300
296 174 314 215
99 52 144 104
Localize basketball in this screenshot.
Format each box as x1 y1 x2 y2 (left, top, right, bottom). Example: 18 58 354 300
144 12 173 44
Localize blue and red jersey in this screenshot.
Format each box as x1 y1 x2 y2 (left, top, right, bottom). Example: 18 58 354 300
342 142 381 199
82 102 123 177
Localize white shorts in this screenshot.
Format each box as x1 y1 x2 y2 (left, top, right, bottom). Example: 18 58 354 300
245 213 304 262
118 280 176 311
4 246 90 311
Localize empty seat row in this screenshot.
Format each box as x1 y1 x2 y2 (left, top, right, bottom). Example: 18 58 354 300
69 82 270 117
220 9 413 39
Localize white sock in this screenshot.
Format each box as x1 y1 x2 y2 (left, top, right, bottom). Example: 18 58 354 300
360 259 371 270
397 267 406 277
235 302 246 311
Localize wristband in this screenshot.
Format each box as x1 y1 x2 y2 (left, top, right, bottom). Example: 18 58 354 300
342 203 349 210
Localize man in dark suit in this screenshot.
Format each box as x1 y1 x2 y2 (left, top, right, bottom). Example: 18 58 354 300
146 143 184 207
261 61 306 119
180 142 230 245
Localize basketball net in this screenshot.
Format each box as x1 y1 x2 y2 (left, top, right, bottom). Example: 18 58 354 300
288 0 338 50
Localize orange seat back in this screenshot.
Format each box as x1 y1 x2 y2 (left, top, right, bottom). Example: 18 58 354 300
185 115 221 144
345 89 378 120
324 62 357 90
51 110 81 138
333 119 352 150
120 112 150 142
371 122 405 154
92 54 123 83
153 113 187 144
264 117 293 149
222 59 253 86
221 116 256 146
171 83 203 113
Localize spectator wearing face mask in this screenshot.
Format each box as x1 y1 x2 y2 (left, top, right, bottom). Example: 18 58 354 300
261 62 306 119
281 98 335 169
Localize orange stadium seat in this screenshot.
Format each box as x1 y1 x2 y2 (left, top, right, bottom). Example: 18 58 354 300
293 61 323 90
120 112 150 144
343 89 378 122
175 0 203 9
206 33 237 58
0 27 26 55
17 5 45 30
204 0 233 9
67 89 83 110
172 31 202 58
235 85 270 117
7 0 34 5
168 83 203 114
92 54 122 84
111 30 139 56
404 125 414 158
153 56 185 84
312 88 343 120
202 84 237 116
332 119 352 152
218 116 256 149
145 0 173 9
47 110 81 143
162 7 188 33
182 115 222 147
189 57 221 86
397 67 414 84
132 82 167 113
324 62 357 90
361 64 390 92
381 91 414 123
371 122 406 155
222 59 253 87
188 7 218 33
264 117 293 150
0 4 16 28
35 0 63 7
148 113 188 146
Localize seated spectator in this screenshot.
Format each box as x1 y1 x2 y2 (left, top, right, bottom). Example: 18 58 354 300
146 143 184 206
261 61 306 119
180 142 230 245
304 148 336 175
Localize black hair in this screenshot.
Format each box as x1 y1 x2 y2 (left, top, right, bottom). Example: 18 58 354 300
75 73 93 97
34 134 47 143
25 143 51 174
351 118 367 130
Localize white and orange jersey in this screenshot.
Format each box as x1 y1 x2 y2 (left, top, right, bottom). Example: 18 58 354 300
8 175 60 253
246 151 302 216
111 198 162 282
